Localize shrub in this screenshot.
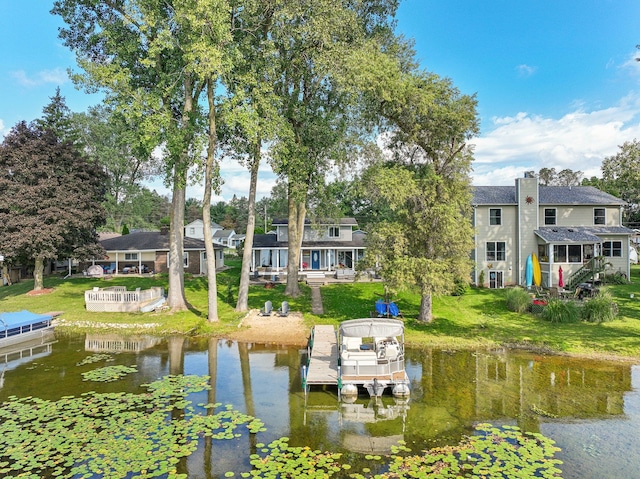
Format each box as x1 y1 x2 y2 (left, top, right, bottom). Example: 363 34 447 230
504 287 531 313
478 270 485 288
541 299 581 323
581 291 619 323
603 272 628 285
451 279 469 296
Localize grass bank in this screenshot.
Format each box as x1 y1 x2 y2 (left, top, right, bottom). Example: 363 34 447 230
2 259 640 359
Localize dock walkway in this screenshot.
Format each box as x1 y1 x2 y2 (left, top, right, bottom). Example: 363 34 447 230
305 325 338 388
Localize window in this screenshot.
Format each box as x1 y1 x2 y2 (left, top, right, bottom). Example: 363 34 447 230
328 226 340 238
553 245 567 263
594 208 606 225
124 253 138 260
486 242 506 261
553 245 583 263
189 227 195 235
167 252 190 267
568 245 582 263
603 241 622 257
544 208 556 225
489 208 501 225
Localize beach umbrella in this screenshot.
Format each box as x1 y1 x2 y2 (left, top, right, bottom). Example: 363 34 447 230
558 266 564 288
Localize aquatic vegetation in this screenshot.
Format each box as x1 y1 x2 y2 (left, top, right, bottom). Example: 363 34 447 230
229 424 562 479
0 375 264 478
76 353 116 366
81 365 138 382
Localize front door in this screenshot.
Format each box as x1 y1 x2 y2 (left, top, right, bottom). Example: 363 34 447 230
489 270 504 289
311 250 320 270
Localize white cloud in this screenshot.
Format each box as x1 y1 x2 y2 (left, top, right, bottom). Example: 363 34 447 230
472 93 640 185
515 64 537 77
11 68 68 87
0 119 6 138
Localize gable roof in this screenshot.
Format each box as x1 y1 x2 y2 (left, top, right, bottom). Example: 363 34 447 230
213 229 234 239
473 186 626 206
100 232 215 251
272 217 358 226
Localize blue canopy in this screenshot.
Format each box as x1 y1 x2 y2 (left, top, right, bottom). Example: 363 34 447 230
375 299 387 315
0 310 52 330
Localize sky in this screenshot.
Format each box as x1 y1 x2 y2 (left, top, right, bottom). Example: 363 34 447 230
2 0 640 202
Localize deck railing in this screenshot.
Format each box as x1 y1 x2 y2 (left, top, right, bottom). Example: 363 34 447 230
85 286 164 312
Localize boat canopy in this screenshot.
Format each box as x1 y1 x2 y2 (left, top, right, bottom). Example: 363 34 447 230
0 310 52 329
339 318 404 338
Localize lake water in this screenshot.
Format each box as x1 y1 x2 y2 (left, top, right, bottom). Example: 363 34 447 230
1 332 639 478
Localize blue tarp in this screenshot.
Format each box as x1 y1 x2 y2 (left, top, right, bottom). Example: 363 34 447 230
0 310 52 330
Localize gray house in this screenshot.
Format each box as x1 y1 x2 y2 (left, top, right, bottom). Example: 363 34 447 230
89 230 224 275
473 173 633 288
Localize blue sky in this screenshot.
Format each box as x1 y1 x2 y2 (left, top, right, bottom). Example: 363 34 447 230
2 0 640 200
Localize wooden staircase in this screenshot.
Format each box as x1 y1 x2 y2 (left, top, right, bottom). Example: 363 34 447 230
564 257 608 290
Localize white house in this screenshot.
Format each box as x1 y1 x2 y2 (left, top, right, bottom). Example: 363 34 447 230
250 218 366 277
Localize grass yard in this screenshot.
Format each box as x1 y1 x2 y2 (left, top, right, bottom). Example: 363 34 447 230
2 259 640 359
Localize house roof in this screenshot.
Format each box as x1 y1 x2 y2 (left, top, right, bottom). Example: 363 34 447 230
100 231 215 251
252 233 366 249
271 217 358 226
535 226 634 243
473 186 626 206
213 229 234 239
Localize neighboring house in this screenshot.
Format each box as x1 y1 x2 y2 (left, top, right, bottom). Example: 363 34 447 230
473 173 634 288
87 229 224 275
251 218 365 277
213 229 235 247
185 219 244 248
184 219 223 241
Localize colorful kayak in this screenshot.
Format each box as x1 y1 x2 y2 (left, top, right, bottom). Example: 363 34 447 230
532 253 542 287
525 254 533 288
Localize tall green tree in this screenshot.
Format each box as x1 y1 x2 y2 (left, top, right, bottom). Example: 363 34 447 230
0 122 106 291
53 0 230 312
74 105 159 231
601 139 640 224
343 40 479 322
267 0 398 297
34 87 80 145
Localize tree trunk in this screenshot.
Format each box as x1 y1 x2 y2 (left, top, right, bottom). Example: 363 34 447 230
167 181 188 311
235 144 260 312
203 79 219 321
33 256 45 291
418 292 433 323
285 196 305 297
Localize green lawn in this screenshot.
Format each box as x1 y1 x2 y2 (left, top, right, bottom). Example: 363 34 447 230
2 260 640 359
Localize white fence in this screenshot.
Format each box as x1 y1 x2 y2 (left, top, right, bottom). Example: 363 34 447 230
85 286 165 312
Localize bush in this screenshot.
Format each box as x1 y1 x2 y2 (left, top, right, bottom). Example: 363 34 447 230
504 287 531 313
451 279 469 296
541 299 581 323
603 272 628 285
581 291 619 323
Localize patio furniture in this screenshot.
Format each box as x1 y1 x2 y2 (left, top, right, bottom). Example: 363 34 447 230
277 301 289 317
260 300 273 316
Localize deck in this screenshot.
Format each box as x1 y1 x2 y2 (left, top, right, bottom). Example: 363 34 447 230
305 325 339 387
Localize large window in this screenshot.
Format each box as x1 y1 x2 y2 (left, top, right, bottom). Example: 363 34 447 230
489 209 502 226
486 242 506 261
553 245 583 263
603 241 622 257
544 208 556 225
594 208 606 225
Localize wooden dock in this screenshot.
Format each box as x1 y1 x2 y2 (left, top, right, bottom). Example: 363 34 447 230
305 325 339 387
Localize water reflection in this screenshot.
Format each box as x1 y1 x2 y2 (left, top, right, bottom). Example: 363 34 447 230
0 334 637 478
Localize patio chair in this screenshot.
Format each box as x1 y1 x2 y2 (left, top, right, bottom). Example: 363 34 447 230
277 301 289 317
259 300 273 316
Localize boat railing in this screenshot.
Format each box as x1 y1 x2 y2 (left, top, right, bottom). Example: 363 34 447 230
341 353 405 378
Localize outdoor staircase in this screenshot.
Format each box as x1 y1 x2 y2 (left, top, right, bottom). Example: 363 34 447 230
564 257 608 290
